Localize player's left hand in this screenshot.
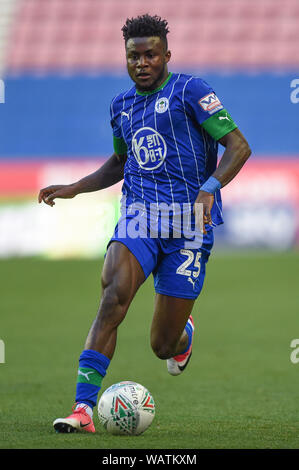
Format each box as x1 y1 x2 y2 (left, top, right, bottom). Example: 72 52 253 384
193 190 214 234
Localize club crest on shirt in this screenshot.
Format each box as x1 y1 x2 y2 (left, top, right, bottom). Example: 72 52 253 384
132 127 167 171
155 97 169 114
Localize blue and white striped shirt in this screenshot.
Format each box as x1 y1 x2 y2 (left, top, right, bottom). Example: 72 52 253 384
110 72 237 227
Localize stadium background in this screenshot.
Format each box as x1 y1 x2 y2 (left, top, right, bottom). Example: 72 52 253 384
0 0 299 255
0 0 299 450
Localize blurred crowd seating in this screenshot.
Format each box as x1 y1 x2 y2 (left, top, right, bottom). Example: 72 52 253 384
3 0 299 73
0 0 18 73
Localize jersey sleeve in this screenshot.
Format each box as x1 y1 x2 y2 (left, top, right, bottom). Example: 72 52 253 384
184 77 238 141
110 96 128 155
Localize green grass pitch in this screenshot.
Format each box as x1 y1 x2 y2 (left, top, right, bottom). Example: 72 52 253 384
0 251 298 449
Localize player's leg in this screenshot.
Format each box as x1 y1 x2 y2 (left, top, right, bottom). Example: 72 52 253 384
84 240 145 359
53 241 145 433
150 294 195 360
150 232 214 375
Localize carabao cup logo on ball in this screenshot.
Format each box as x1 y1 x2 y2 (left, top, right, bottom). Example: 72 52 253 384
132 127 167 171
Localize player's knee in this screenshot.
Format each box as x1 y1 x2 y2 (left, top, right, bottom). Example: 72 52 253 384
151 338 174 360
101 267 131 306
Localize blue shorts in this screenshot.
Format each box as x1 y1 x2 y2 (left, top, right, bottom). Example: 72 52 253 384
107 211 214 300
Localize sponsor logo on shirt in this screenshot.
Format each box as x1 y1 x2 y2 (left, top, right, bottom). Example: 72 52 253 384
121 110 131 120
155 97 169 114
218 112 231 121
198 93 223 114
132 127 167 171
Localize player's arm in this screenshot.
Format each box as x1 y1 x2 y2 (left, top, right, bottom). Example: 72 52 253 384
185 79 251 230
195 128 251 228
212 128 251 187
38 152 127 207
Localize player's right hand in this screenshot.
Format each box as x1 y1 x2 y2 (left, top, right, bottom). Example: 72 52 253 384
38 184 77 207
193 190 214 235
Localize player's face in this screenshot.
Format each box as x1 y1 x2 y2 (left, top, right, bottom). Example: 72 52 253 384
126 37 171 92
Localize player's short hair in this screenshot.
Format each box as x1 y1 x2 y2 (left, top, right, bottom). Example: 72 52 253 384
122 14 169 49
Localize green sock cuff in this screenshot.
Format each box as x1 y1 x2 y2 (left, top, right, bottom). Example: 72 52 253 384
77 367 103 387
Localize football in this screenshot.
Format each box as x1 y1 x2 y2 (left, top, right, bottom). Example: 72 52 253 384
98 381 155 435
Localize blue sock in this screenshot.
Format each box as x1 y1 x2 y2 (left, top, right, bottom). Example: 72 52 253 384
75 349 110 409
180 319 194 354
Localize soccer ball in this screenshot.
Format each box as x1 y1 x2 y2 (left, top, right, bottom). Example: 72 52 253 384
98 381 155 435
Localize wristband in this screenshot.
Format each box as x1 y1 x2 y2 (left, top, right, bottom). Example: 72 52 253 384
200 176 221 194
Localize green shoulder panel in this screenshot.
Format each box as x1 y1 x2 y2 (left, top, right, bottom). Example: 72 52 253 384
201 109 238 141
